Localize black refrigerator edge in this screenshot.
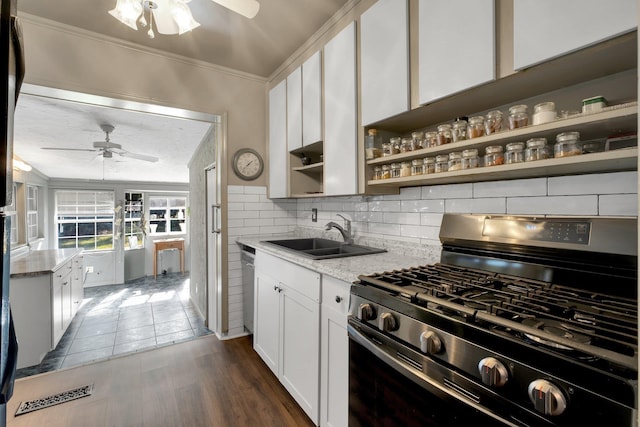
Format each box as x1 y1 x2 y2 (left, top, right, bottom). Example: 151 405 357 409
0 0 23 424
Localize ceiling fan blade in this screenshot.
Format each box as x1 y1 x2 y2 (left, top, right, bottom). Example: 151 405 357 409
41 147 97 152
118 151 159 163
211 0 260 19
93 141 122 150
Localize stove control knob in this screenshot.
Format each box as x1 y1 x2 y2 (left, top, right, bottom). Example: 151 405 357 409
478 357 509 388
378 312 398 332
419 330 442 354
357 303 376 321
528 379 567 416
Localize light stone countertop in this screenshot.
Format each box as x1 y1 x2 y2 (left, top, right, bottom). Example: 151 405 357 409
10 249 83 278
236 235 440 284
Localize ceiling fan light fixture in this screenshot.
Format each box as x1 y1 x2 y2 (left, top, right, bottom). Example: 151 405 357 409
170 0 200 34
211 0 260 19
109 0 143 30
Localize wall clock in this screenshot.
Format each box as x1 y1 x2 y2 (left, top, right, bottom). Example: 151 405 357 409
232 148 264 181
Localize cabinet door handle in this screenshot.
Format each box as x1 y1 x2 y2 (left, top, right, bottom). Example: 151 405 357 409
335 296 343 303
211 204 221 234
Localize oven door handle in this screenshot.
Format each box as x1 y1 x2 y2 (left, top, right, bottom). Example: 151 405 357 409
347 323 521 427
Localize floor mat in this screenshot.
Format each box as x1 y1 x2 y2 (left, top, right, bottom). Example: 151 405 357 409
15 384 94 416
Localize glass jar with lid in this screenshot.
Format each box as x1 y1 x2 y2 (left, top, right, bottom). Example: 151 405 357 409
390 162 402 178
437 124 453 145
525 138 549 162
365 128 383 160
484 145 504 166
485 110 503 135
380 164 391 179
411 159 424 176
373 165 382 180
424 131 438 148
435 154 449 173
461 149 479 169
533 102 557 125
554 131 581 158
400 138 413 153
423 157 435 174
400 161 412 177
452 120 468 142
505 142 525 164
508 104 529 129
467 116 485 139
411 131 425 150
448 152 463 171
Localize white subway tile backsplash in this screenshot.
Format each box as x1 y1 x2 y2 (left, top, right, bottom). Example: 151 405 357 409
227 202 244 211
473 178 547 198
230 210 260 219
548 171 638 195
226 219 245 228
227 186 245 194
322 202 346 211
422 183 473 199
253 202 276 211
383 212 421 225
227 226 261 237
369 200 401 212
400 224 439 240
401 199 445 213
260 225 291 234
446 198 506 214
228 194 261 203
507 195 598 215
599 194 638 216
244 218 275 227
354 211 384 223
367 222 401 236
399 187 422 200
420 213 444 226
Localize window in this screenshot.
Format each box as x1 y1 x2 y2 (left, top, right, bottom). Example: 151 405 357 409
149 196 186 234
26 185 38 241
5 183 17 245
55 190 115 250
124 192 144 249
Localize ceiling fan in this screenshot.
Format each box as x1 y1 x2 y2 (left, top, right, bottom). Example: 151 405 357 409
41 124 159 163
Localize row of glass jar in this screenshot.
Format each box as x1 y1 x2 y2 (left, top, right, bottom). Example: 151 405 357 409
373 132 583 179
378 102 563 158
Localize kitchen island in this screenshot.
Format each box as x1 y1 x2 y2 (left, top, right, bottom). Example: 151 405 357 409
10 249 84 368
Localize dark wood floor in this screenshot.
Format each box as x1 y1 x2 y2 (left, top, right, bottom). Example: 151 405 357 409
7 335 314 427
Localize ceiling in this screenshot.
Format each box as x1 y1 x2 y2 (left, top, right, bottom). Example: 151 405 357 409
14 92 213 183
13 0 351 184
18 0 350 78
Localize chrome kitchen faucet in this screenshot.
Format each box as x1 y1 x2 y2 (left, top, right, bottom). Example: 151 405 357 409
325 214 353 244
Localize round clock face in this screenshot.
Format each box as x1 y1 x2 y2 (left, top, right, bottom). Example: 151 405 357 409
233 149 263 180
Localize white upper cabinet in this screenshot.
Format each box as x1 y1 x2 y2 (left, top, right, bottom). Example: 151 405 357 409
324 21 358 196
418 0 496 104
360 0 409 126
268 80 288 198
302 51 323 146
513 0 637 70
287 66 303 151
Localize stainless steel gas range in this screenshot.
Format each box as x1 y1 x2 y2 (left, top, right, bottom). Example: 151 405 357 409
348 214 637 427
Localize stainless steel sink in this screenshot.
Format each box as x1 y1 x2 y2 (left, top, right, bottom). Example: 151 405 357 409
262 238 386 260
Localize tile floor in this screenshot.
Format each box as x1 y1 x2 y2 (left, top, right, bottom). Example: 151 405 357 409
16 272 212 379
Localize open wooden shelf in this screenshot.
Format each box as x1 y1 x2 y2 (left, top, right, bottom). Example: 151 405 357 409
367 103 637 166
368 148 637 188
292 162 324 173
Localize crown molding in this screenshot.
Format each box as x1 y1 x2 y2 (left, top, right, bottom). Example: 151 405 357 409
18 12 268 84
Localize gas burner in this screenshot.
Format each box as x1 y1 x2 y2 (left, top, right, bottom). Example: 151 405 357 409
460 290 505 310
522 317 592 350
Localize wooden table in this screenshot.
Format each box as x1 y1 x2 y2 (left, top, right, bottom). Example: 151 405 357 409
153 238 185 279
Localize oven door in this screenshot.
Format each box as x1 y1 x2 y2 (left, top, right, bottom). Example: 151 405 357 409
348 319 552 427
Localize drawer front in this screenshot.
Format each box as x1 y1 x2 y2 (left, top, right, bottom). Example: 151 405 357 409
53 260 73 284
255 251 320 302
321 275 351 315
156 241 183 250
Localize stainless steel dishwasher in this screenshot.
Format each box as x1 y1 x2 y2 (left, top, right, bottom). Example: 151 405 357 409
241 245 255 334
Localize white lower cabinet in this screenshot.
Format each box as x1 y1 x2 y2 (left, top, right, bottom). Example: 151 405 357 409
254 251 321 424
320 276 350 427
